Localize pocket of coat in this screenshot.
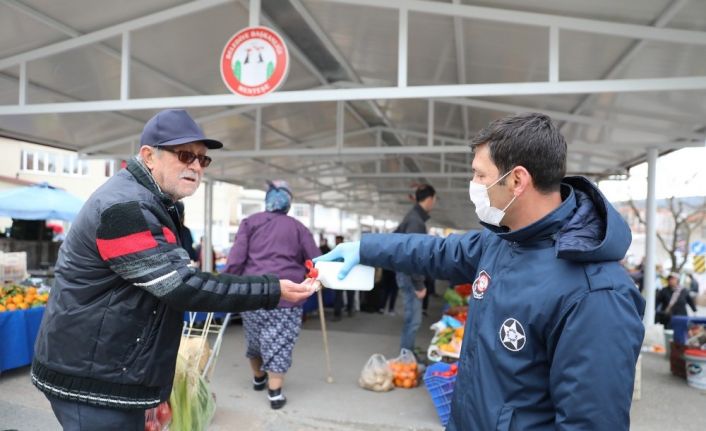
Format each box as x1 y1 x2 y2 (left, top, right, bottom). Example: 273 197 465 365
120 318 154 368
495 405 516 431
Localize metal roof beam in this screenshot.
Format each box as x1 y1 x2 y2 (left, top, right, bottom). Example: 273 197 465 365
227 172 472 180
319 0 706 46
437 97 706 141
79 105 265 154
219 145 469 159
4 76 706 116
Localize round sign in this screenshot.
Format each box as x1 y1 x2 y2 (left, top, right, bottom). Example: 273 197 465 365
220 26 289 97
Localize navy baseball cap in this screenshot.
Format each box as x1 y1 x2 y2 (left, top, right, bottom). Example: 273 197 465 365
140 109 223 149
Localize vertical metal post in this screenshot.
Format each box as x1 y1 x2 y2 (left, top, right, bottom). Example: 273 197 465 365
549 26 559 83
643 147 658 327
121 31 131 100
19 62 27 105
249 0 260 27
309 202 316 233
336 101 344 149
339 209 344 235
397 8 408 88
427 100 434 147
203 179 214 273
255 107 262 151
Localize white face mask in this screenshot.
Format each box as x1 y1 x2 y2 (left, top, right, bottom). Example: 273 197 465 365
468 170 517 227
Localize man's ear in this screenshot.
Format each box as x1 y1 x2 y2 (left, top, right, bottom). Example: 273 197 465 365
139 146 157 170
510 166 531 196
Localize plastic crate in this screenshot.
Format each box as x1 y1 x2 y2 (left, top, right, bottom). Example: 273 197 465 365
0 251 27 283
423 362 457 426
671 316 706 345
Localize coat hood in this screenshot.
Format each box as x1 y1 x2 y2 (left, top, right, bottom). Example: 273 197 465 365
491 176 631 263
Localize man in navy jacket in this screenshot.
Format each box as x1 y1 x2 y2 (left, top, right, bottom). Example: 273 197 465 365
316 112 645 430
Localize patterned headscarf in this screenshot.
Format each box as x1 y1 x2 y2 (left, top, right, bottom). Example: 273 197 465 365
265 180 293 214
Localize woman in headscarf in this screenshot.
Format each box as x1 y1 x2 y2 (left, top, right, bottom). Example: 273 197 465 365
223 180 320 409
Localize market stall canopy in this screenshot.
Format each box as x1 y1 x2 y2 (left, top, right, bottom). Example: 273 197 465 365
0 0 705 229
0 182 85 221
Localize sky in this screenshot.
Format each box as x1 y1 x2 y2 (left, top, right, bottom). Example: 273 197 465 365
598 147 706 203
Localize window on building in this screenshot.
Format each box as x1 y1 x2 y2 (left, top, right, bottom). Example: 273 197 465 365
60 155 89 176
62 155 72 174
36 153 45 171
21 150 34 171
47 153 57 173
21 150 58 174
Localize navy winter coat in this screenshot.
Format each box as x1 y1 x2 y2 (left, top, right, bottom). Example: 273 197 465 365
360 177 645 430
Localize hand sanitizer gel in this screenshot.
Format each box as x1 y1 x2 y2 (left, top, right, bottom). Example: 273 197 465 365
314 261 375 291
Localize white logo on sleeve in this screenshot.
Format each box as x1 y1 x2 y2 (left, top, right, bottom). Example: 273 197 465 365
499 318 526 352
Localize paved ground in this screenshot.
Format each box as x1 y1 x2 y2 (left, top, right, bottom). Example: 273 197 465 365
1 295 705 430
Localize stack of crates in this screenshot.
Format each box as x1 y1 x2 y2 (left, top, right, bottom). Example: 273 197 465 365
0 251 27 283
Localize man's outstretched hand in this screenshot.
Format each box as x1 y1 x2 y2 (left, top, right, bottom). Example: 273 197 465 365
279 279 317 303
312 241 361 280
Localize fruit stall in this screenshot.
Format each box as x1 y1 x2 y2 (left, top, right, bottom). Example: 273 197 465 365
0 281 50 372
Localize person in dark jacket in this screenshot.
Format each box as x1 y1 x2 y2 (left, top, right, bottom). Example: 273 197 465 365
394 184 436 351
32 109 315 431
224 180 320 409
174 200 197 261
316 113 645 430
655 272 697 329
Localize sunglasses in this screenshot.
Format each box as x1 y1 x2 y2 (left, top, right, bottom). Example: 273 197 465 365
160 147 212 168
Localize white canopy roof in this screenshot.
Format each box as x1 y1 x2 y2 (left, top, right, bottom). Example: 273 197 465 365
1 0 705 229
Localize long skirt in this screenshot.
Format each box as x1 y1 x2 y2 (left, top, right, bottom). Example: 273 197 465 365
241 306 303 374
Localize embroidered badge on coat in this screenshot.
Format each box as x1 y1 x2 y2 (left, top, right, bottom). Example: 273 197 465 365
472 270 491 299
499 318 526 352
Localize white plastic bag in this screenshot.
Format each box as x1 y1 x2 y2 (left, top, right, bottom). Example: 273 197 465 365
358 353 394 392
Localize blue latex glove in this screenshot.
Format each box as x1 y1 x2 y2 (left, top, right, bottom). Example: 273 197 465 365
313 241 361 280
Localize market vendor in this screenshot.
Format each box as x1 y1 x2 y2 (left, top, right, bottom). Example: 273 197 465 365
31 109 315 430
316 112 645 430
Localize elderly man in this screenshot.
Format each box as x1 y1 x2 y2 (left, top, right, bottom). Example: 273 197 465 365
317 112 645 430
32 109 315 430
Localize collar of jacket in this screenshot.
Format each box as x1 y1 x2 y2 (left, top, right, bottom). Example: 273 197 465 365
413 203 431 222
126 156 175 209
483 183 576 245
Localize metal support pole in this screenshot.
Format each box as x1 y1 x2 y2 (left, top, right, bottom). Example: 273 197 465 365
121 31 130 101
19 62 27 105
339 209 344 234
549 26 559 83
643 147 658 328
309 202 316 233
427 100 434 147
397 8 408 88
203 179 214 273
249 0 260 27
255 107 262 151
336 101 344 149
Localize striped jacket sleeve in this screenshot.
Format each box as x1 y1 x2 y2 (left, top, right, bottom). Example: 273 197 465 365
95 201 280 312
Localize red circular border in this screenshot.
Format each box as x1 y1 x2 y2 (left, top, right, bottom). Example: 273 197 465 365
220 26 289 97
